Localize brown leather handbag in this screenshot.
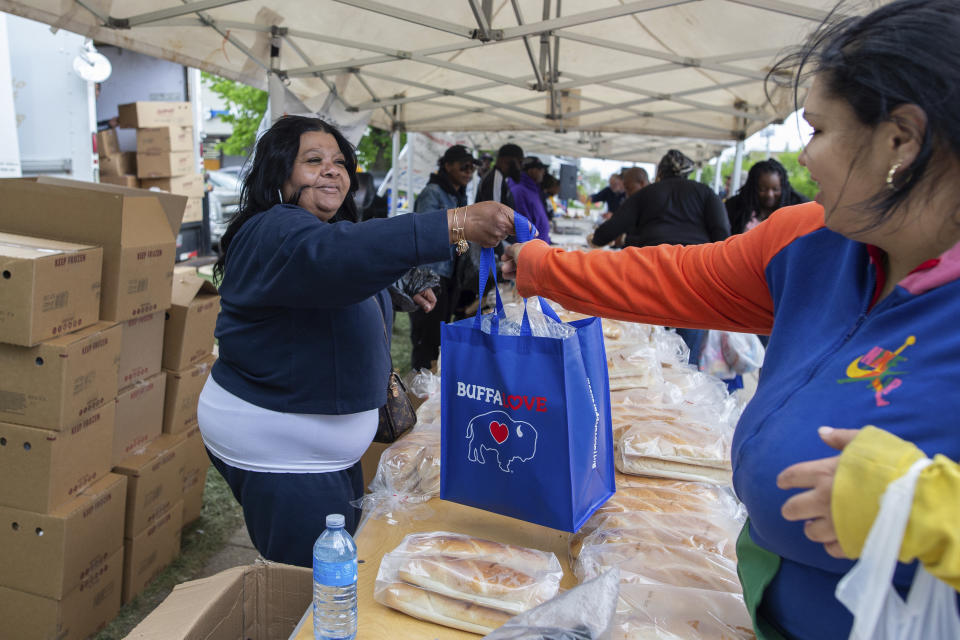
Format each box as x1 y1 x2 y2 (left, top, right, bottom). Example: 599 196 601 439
374 304 417 444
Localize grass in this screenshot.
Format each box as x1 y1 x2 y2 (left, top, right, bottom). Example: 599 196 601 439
391 311 412 373
93 465 244 639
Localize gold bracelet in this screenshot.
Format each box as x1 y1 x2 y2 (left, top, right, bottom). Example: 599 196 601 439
455 206 469 255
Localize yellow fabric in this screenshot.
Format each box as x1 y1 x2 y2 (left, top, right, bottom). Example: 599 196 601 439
833 426 960 590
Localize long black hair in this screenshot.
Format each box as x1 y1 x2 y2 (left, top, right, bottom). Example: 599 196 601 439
213 116 359 284
768 0 960 230
727 159 807 234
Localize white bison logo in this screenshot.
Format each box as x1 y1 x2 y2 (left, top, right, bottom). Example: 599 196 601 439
465 410 538 473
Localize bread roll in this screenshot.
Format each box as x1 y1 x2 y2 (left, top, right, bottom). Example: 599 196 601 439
398 532 557 573
615 584 754 640
616 456 733 485
381 582 511 635
397 556 542 615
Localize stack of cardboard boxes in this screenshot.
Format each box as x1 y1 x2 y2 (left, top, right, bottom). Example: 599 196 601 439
0 176 218 637
97 102 205 224
118 101 205 225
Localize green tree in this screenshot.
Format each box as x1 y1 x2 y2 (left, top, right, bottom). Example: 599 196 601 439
201 72 267 156
777 151 818 200
355 127 405 172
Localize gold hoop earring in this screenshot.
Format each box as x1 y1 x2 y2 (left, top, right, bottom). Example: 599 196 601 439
886 162 902 191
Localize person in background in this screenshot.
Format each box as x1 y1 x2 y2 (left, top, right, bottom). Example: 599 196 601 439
590 172 626 218
197 115 518 568
541 173 560 221
587 167 650 248
477 153 494 180
589 151 728 365
510 156 551 244
502 1 960 634
719 173 733 200
476 143 523 208
726 159 808 234
409 144 477 372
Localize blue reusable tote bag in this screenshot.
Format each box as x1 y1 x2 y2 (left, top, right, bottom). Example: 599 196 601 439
439 213 614 532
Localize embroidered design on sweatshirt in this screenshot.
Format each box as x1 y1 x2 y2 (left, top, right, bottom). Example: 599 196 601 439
838 336 916 407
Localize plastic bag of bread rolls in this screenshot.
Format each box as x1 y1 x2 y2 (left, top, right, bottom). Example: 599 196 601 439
375 532 562 633
574 539 741 594
367 424 441 499
613 584 755 639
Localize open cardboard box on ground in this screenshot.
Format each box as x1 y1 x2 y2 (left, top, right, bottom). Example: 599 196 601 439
0 232 102 346
0 177 185 322
0 321 121 430
125 560 311 640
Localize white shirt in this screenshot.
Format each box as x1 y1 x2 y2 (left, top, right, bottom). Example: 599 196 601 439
197 375 378 473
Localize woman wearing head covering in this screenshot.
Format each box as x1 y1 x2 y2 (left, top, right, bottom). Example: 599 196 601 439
198 116 517 567
503 1 960 636
590 149 730 364
726 159 808 234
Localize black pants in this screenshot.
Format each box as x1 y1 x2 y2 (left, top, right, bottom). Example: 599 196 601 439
675 327 706 367
409 276 453 371
207 449 364 568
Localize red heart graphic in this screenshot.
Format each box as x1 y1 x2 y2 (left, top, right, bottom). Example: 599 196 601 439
489 421 509 444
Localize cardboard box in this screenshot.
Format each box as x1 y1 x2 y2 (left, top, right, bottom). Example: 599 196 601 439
114 433 187 537
182 196 203 224
0 546 123 640
162 274 219 371
122 500 183 604
136 151 195 179
100 174 139 188
181 463 206 529
0 321 121 430
100 151 137 177
117 311 165 389
138 126 194 153
140 173 205 198
162 354 214 435
113 371 166 466
118 101 193 128
96 128 120 156
179 425 209 527
0 177 186 322
0 232 102 346
125 560 312 639
0 401 115 512
0 473 126 598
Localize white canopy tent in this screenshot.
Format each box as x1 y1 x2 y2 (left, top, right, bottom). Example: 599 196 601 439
1 0 874 155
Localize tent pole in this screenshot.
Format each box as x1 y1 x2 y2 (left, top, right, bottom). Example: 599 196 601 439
390 128 400 217
731 139 745 195
407 133 415 213
712 156 723 194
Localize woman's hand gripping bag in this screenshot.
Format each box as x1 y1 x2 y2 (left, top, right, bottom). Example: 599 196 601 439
440 213 615 532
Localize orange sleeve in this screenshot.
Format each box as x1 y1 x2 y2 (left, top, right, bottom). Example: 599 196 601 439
516 202 825 334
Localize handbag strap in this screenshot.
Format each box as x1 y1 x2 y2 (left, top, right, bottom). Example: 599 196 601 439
374 295 396 371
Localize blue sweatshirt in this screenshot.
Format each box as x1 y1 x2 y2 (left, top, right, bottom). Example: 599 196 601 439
514 203 960 639
212 205 450 414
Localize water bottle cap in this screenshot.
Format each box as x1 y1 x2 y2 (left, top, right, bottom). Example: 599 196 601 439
326 513 345 528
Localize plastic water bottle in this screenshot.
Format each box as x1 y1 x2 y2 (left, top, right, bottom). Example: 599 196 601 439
313 514 358 640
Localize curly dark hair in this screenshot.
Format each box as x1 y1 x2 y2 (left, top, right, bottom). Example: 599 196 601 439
213 116 359 284
726 159 807 234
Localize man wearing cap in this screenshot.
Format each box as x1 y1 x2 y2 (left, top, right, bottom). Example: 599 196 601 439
409 144 478 371
477 143 523 209
510 155 551 244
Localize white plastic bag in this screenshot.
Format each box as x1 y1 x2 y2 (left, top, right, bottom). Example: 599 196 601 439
836 457 960 640
699 331 764 378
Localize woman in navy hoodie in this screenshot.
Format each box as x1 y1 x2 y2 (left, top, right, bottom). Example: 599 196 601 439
197 116 517 567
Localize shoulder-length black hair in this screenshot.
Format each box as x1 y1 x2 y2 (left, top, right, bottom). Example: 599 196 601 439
727 159 807 234
768 0 960 230
213 115 359 284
